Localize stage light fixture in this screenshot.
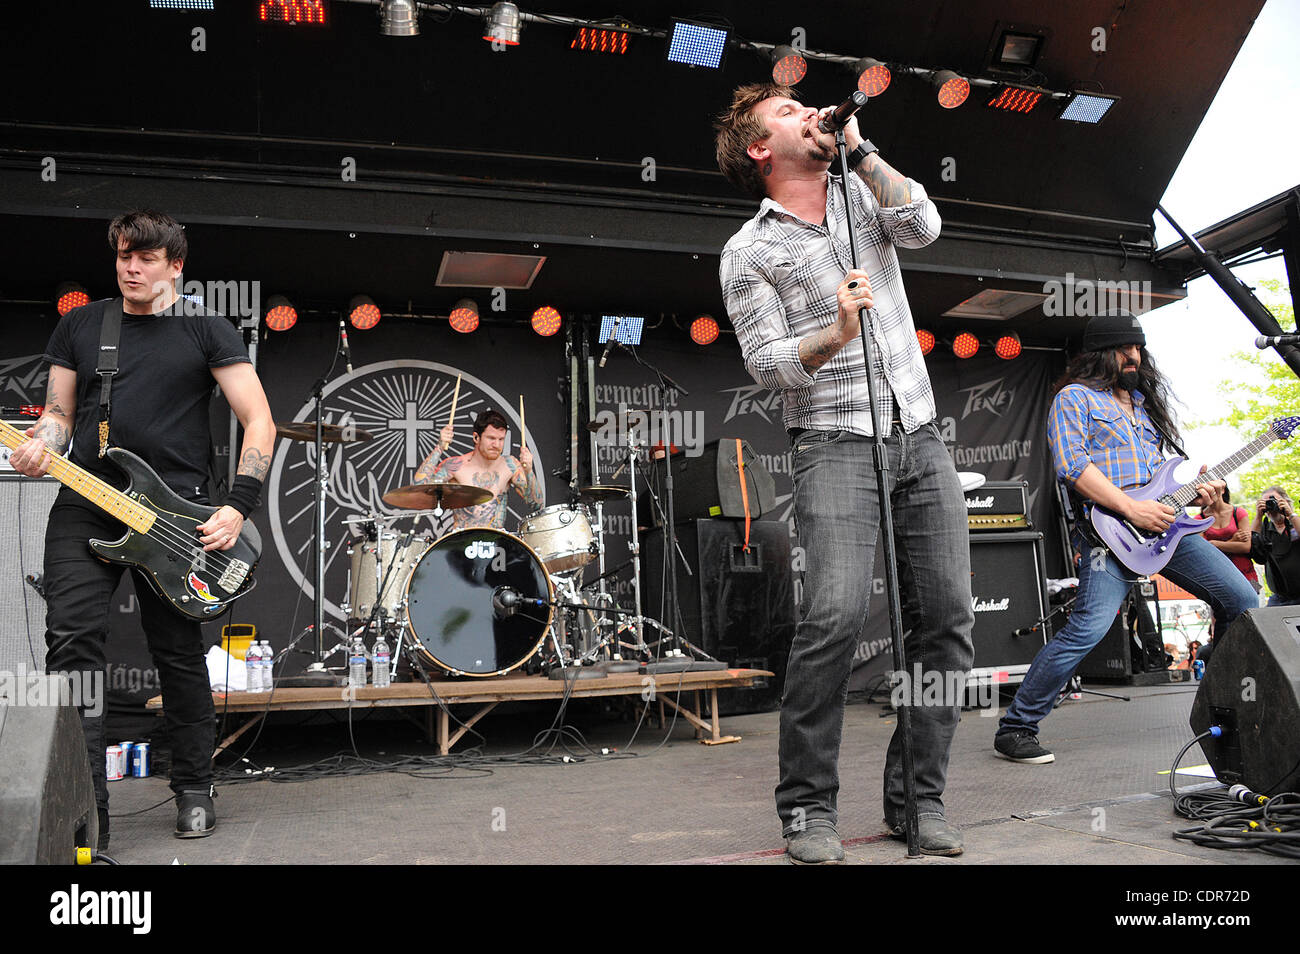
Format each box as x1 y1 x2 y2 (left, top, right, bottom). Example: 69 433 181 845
482 2 521 46
690 315 720 346
916 329 935 355
264 295 298 332
348 295 381 330
986 84 1043 113
259 1 328 24
933 70 970 109
379 0 418 36
571 26 629 54
952 332 980 359
770 45 807 85
55 282 90 316
150 0 214 9
993 31 1043 68
853 57 891 97
449 298 480 334
530 305 562 337
666 19 729 69
1059 91 1119 124
995 333 1022 360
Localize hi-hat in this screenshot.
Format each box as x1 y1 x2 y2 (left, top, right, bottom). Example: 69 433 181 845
382 481 493 511
579 485 631 502
276 420 374 444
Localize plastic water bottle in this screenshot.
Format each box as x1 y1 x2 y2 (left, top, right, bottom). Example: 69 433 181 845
259 639 274 690
372 634 391 688
348 636 368 688
244 641 263 692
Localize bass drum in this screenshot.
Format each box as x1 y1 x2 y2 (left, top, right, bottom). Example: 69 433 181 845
402 528 554 677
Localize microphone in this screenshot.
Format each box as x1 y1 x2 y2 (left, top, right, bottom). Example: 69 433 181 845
1255 334 1300 349
1013 625 1039 638
599 316 624 369
339 320 354 374
492 586 545 619
818 91 868 133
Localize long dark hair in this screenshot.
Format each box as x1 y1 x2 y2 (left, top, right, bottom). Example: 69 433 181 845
1053 346 1182 452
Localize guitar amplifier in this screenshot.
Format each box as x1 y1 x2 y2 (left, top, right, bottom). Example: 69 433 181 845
965 480 1032 531
0 474 60 675
967 531 1050 690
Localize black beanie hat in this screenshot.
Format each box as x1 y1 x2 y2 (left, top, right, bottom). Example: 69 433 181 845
1081 310 1145 353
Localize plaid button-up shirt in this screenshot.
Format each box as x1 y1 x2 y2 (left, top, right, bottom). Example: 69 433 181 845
719 171 942 437
1049 383 1164 490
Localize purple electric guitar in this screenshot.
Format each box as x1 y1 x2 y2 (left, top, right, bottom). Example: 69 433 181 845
1090 415 1300 576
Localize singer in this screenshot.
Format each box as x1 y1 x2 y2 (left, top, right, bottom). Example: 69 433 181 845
715 84 974 862
7 209 276 847
994 310 1256 764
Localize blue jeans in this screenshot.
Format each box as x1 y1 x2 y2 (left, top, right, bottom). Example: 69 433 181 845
777 423 974 836
998 530 1258 739
1267 594 1300 607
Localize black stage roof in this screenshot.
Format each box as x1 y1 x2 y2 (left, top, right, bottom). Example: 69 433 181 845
0 0 1272 347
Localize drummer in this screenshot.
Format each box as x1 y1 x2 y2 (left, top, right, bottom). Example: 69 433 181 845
413 408 542 529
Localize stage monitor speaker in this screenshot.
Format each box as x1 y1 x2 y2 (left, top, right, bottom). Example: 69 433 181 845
968 531 1049 678
0 473 59 676
642 519 794 713
637 439 776 527
1189 607 1300 795
0 673 98 863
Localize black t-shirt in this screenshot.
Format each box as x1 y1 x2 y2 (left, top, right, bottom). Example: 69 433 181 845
44 298 250 501
1252 518 1300 599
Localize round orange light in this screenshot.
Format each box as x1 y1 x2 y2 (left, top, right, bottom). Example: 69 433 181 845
530 306 562 336
856 61 891 97
265 297 298 332
57 288 90 316
449 300 479 334
690 315 720 345
349 303 381 330
953 332 980 359
916 329 935 355
995 334 1022 360
772 53 807 85
936 70 970 109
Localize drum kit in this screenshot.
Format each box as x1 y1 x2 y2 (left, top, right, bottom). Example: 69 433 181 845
274 415 691 682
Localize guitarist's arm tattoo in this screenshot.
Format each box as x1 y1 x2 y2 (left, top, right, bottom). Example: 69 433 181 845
36 365 77 453
31 418 70 454
855 153 913 208
799 323 848 373
507 457 544 509
236 447 271 481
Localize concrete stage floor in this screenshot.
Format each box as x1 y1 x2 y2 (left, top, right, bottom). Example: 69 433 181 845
100 680 1291 865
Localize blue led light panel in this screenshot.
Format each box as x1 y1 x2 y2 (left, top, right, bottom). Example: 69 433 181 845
1059 93 1118 124
666 21 728 68
598 316 644 346
149 0 215 8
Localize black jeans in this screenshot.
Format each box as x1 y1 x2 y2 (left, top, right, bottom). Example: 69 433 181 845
44 500 214 808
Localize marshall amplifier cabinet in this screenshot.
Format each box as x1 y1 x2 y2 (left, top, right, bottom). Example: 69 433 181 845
964 480 1032 532
967 531 1050 695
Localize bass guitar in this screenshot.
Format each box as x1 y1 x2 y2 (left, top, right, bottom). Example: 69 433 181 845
1089 415 1300 576
0 419 260 619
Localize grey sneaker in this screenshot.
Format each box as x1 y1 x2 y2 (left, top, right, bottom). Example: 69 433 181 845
786 827 845 864
886 812 964 856
995 730 1055 764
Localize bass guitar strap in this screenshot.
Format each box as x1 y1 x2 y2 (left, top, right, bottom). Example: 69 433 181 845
95 298 123 458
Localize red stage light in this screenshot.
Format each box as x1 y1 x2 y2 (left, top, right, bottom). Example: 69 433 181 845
986 86 1043 113
771 46 807 85
264 296 298 332
571 27 629 54
952 332 980 359
530 306 562 337
995 333 1022 360
916 329 935 355
259 0 328 25
690 315 720 345
449 299 479 334
348 295 381 330
935 70 970 109
55 283 90 316
854 58 891 97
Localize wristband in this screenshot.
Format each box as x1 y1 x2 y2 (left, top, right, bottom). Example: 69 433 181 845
847 140 879 170
223 474 264 518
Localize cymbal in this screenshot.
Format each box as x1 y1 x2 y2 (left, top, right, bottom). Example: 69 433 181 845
276 420 375 444
579 485 631 502
382 481 493 511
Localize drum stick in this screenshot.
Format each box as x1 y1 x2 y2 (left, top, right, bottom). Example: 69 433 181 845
444 375 461 449
519 395 526 452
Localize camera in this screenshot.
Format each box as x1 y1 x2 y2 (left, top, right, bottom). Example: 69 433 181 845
1266 498 1281 516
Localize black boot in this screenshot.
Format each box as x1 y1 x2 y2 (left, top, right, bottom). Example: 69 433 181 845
174 786 216 839
97 806 110 850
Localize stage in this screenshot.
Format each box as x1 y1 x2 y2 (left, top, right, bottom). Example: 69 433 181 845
105 681 1285 865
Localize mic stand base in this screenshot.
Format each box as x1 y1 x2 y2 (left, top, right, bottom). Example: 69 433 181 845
640 657 728 674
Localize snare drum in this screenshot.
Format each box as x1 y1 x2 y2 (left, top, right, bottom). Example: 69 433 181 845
348 527 428 626
518 503 596 572
402 528 554 676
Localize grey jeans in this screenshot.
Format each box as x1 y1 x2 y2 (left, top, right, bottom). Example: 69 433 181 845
777 423 974 836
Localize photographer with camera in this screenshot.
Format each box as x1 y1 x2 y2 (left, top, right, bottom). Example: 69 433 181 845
1251 486 1300 606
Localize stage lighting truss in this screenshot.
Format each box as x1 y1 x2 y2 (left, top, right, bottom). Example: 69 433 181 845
666 19 729 69
264 295 298 332
55 282 90 316
690 315 719 345
531 305 562 336
483 2 522 46
449 298 480 333
348 295 381 330
770 44 807 85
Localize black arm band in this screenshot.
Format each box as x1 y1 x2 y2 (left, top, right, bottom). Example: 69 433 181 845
847 140 879 170
223 474 264 518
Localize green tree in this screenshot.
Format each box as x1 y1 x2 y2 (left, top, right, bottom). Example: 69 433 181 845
1207 279 1298 502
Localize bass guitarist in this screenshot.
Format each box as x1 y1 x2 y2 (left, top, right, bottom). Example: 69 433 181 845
993 310 1257 764
9 210 275 845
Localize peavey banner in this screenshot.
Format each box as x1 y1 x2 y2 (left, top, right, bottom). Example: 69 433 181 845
2 308 1061 707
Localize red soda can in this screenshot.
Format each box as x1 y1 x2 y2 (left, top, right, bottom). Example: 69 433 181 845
106 745 125 781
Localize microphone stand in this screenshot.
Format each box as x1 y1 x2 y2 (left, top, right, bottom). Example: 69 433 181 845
832 125 921 858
